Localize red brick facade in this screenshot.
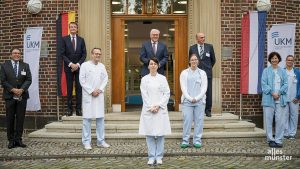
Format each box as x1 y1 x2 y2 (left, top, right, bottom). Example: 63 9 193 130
0 0 78 118
0 0 299 123
221 0 300 116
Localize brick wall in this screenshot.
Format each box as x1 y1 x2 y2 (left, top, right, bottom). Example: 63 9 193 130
0 0 299 122
0 0 78 118
221 0 300 116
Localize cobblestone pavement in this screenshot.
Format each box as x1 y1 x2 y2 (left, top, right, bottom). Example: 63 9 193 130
0 132 299 168
1 156 299 169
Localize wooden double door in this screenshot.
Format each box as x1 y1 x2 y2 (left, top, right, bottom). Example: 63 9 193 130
111 16 187 112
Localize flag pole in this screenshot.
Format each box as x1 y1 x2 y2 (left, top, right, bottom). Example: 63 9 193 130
239 94 242 121
57 96 60 121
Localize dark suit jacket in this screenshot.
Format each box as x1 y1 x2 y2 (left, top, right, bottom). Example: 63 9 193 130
0 60 32 100
61 35 87 72
140 40 168 76
189 43 216 78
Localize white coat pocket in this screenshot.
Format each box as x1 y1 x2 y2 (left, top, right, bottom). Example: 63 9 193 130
196 79 202 85
82 92 92 103
293 78 297 83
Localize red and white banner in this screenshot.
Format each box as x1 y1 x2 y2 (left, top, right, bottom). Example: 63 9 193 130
240 11 267 94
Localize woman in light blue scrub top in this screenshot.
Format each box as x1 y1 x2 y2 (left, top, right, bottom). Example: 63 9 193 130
261 52 288 148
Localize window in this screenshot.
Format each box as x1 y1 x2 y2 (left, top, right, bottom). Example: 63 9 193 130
111 0 188 15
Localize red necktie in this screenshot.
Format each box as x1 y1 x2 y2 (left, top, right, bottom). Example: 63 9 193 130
72 36 75 50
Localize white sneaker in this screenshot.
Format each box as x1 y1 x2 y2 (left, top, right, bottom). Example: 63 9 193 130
84 145 92 150
147 159 155 165
97 142 110 148
156 159 163 165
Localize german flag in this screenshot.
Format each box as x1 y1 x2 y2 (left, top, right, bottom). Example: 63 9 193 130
56 11 75 96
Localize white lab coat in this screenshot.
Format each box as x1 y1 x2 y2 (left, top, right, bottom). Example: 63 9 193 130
138 73 172 136
79 61 108 118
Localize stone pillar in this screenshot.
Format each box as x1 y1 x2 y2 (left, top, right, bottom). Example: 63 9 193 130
78 0 112 113
188 0 222 114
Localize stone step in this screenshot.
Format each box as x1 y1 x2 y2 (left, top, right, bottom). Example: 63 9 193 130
28 128 265 139
62 112 239 124
28 112 265 139
44 121 255 133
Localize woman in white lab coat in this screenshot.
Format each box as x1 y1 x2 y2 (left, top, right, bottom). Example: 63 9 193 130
139 57 171 166
79 48 110 150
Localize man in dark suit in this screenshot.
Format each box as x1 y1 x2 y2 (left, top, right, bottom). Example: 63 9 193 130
189 32 216 117
61 22 87 116
140 29 168 76
0 48 32 149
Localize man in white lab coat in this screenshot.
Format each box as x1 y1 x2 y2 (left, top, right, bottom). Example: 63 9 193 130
79 47 110 150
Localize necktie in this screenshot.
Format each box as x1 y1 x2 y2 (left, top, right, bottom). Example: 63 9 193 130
72 36 75 50
199 45 204 59
152 42 156 55
13 61 18 77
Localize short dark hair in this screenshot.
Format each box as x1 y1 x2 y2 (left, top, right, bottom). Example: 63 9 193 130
286 55 294 60
188 53 199 66
91 47 101 54
189 53 198 60
10 48 21 54
268 52 281 63
148 57 159 66
69 22 78 27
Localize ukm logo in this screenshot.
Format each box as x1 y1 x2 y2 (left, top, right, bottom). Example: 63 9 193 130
26 35 40 49
272 32 293 46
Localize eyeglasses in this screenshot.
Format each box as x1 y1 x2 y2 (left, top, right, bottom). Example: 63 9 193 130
12 52 21 54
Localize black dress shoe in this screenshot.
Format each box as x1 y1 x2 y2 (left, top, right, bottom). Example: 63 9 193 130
274 143 283 148
205 110 212 117
76 110 82 116
269 141 276 148
8 141 15 149
15 140 27 148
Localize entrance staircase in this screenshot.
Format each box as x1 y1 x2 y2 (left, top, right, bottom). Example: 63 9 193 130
28 112 265 140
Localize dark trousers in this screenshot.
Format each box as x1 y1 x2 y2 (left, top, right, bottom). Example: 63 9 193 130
5 99 27 142
205 77 212 112
65 70 82 112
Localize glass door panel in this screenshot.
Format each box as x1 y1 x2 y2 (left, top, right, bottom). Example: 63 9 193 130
125 20 174 111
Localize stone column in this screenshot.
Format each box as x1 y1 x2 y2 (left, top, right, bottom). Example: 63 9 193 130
78 0 112 113
188 0 222 114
